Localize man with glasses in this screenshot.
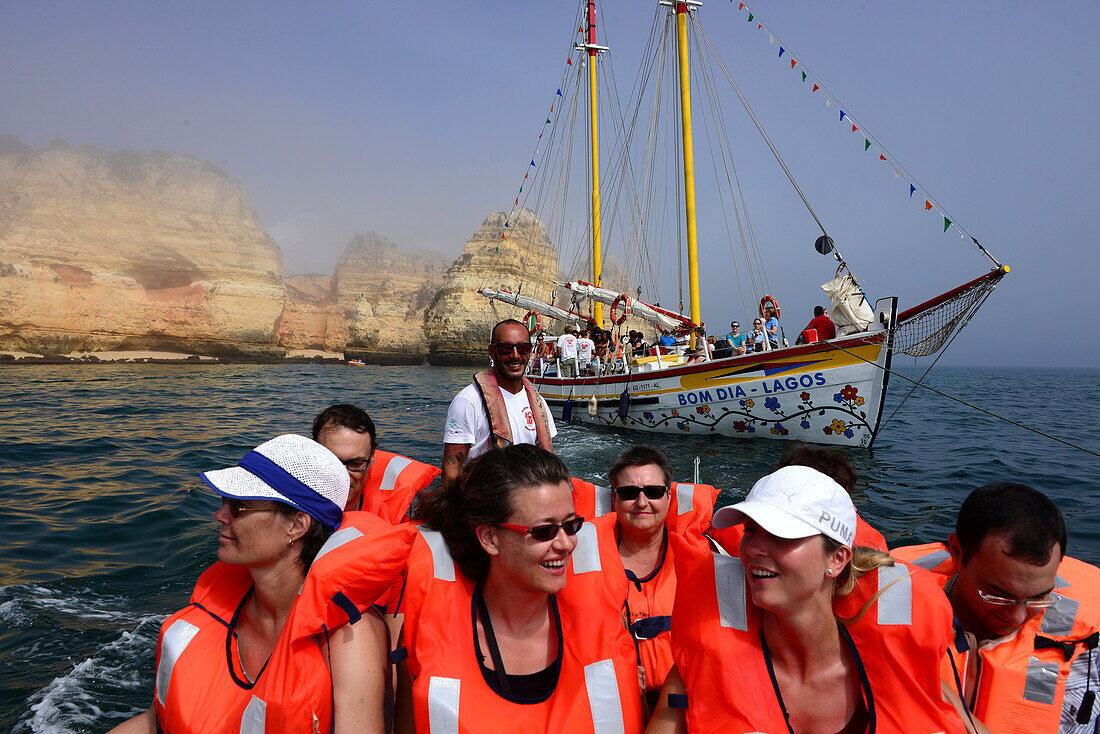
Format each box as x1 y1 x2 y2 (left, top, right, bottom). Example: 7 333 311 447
442 319 556 489
893 484 1100 733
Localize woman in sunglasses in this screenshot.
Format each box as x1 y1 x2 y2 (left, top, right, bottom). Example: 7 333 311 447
604 446 717 715
109 434 415 734
645 466 982 734
399 444 644 733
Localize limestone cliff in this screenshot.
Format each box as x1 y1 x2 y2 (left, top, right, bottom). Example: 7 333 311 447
0 140 285 358
275 274 346 352
334 233 449 364
424 210 560 365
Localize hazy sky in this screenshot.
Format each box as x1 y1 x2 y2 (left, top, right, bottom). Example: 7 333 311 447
2 1 1097 367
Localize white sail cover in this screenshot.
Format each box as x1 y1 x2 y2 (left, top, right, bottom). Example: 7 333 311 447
821 273 874 336
479 288 593 330
563 281 695 331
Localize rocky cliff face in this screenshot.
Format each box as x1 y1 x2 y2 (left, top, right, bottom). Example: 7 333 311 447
275 274 346 352
424 210 560 365
335 233 449 364
0 140 285 357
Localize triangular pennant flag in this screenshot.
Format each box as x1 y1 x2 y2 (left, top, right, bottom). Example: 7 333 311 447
812 84 819 92
769 35 774 44
839 110 846 122
500 234 505 240
864 139 871 151
925 200 933 211
567 57 572 65
851 124 858 132
758 23 763 28
791 59 797 69
519 186 523 193
538 133 543 139
496 246 501 252
557 89 563 96
531 160 536 166
880 154 886 161
549 104 553 112
893 170 901 179
739 2 744 8
826 98 833 108
546 119 551 124
802 71 807 82
943 217 952 232
524 172 528 179
747 13 753 21
909 184 916 197
504 222 510 228
778 47 785 58
515 198 519 205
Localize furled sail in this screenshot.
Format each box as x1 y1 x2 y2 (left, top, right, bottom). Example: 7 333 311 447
479 288 595 330
820 273 874 336
563 281 697 332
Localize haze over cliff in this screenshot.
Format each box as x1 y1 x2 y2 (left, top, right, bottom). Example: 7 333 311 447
0 140 553 364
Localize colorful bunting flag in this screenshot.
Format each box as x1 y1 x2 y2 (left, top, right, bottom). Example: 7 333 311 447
812 84 819 92
864 139 871 151
943 217 952 232
504 222 510 228
530 160 536 166
909 184 916 198
778 47 785 58
925 200 933 211
747 13 754 21
791 59 797 69
880 154 886 161
739 2 744 8
893 171 901 179
567 58 573 66
802 71 807 82
546 118 551 124
839 110 846 122
557 89 563 97
758 23 762 29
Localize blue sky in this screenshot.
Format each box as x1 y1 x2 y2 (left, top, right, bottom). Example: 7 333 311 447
2 1 1097 367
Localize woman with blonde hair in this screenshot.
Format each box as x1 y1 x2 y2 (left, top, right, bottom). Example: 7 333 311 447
646 465 981 734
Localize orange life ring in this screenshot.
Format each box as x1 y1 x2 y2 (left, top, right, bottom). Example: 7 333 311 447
523 310 542 332
758 295 781 319
610 294 633 325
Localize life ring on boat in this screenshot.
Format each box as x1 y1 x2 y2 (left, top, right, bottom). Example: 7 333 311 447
758 295 781 319
610 294 633 325
523 310 542 332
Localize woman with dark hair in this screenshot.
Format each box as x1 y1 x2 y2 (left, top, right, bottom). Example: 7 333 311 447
646 465 980 734
398 444 644 733
110 434 414 734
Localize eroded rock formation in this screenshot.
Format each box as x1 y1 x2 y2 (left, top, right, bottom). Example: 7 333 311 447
424 210 560 365
335 233 449 365
275 274 346 352
0 140 285 358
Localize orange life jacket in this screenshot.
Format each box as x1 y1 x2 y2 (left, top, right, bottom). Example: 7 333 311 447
153 512 416 733
669 537 966 734
891 542 1100 733
400 523 644 734
708 511 888 555
472 370 553 451
580 483 718 692
357 450 440 524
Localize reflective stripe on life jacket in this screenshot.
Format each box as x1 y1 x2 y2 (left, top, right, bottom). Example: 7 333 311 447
669 536 966 734
153 512 416 733
892 542 1100 733
401 525 643 734
358 450 440 524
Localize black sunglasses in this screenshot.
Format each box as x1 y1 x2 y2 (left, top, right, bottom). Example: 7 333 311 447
340 453 373 472
492 341 533 357
613 485 669 501
497 516 585 542
222 497 275 518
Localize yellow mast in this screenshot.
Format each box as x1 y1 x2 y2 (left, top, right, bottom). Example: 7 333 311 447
675 1 702 326
586 0 605 328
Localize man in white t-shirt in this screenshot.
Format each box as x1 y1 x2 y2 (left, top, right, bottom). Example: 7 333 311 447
577 331 595 375
442 319 558 488
558 328 579 378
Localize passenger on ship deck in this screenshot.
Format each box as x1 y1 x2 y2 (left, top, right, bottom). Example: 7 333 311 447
750 318 768 352
798 305 837 343
397 445 644 733
558 327 579 378
763 304 782 349
658 331 678 349
442 319 556 490
725 321 749 356
709 335 732 359
646 465 981 734
108 434 409 734
629 330 649 357
578 329 595 375
891 484 1100 734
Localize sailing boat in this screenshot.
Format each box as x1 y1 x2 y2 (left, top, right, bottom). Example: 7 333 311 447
479 0 1006 449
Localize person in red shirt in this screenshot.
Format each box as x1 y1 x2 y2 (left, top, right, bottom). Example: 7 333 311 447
801 305 836 342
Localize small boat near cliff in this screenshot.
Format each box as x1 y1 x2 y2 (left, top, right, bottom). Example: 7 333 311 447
479 0 1005 448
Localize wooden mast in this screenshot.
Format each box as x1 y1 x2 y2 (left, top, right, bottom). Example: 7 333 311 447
675 2 702 327
585 0 605 329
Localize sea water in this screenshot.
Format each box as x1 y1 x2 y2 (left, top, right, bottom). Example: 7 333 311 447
1 363 1097 731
